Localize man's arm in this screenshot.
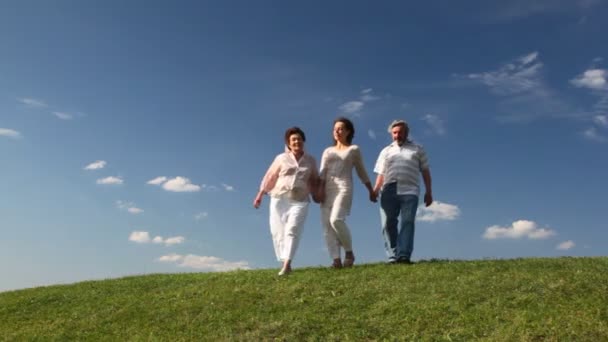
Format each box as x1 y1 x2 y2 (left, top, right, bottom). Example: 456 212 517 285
373 174 384 199
422 168 433 207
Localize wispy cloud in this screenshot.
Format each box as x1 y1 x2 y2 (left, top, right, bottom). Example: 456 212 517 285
360 88 380 102
466 51 543 96
571 66 608 140
52 112 73 120
154 236 185 246
17 97 48 108
84 160 106 170
582 127 606 142
158 254 250 271
367 129 376 140
492 0 602 20
0 128 22 139
147 176 167 185
556 240 575 250
162 177 201 192
337 88 381 116
195 212 208 221
483 220 556 240
594 115 608 127
421 114 446 135
96 176 124 185
462 52 576 122
221 183 235 192
116 201 143 214
417 201 460 222
130 231 185 246
338 101 364 114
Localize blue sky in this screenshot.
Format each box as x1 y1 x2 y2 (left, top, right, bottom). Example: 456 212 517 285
1 0 607 292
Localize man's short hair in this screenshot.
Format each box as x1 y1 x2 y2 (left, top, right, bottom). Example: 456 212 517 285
387 119 408 133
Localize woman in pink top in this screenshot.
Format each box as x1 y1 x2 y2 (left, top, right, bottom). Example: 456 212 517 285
253 127 320 276
318 117 377 268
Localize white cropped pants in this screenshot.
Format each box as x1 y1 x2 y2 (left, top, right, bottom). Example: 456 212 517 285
269 194 309 262
321 184 353 260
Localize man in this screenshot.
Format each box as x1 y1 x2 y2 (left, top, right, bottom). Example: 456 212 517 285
373 119 433 264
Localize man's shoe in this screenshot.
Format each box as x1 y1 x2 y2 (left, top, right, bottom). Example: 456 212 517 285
397 258 412 264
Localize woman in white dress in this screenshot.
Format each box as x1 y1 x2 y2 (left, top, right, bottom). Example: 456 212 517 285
253 127 320 276
318 118 376 268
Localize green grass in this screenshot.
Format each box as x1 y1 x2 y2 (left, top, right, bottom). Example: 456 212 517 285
1 257 607 341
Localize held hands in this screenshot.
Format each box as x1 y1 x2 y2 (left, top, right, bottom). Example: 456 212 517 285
424 192 433 207
313 186 325 204
369 189 378 203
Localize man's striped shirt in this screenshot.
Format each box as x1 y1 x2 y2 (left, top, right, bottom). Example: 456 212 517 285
374 141 429 196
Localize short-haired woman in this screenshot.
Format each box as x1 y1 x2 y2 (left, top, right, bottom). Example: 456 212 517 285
253 127 320 276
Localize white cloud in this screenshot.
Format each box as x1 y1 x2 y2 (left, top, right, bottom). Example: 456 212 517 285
132 232 185 246
367 129 376 140
195 212 208 221
557 240 575 250
571 69 607 90
129 231 151 244
96 176 123 185
158 254 250 271
467 51 543 95
339 101 364 114
158 253 183 262
520 51 539 65
0 128 21 139
162 177 201 192
52 112 73 120
147 176 167 185
483 220 556 240
17 97 47 108
164 236 185 246
221 183 235 192
360 88 380 102
417 201 460 222
421 114 446 135
493 0 601 20
461 52 577 122
594 115 608 127
84 160 106 170
116 200 143 214
583 127 606 142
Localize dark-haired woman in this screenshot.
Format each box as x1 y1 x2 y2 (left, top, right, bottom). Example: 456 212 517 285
318 118 376 268
253 127 320 276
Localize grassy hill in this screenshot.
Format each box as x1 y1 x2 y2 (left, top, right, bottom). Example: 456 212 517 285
1 257 607 341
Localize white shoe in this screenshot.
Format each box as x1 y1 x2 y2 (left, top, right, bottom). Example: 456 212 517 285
278 267 291 276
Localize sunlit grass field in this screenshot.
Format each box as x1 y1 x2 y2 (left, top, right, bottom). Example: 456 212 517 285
1 257 607 341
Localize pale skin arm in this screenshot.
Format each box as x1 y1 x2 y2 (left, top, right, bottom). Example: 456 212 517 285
253 190 265 209
364 181 377 203
253 157 281 209
422 168 433 207
373 174 384 199
353 147 377 203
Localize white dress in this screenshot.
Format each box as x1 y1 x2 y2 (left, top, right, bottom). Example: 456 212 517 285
319 145 370 259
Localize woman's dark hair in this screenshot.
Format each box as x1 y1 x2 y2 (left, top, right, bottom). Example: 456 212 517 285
333 117 355 145
284 126 306 149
